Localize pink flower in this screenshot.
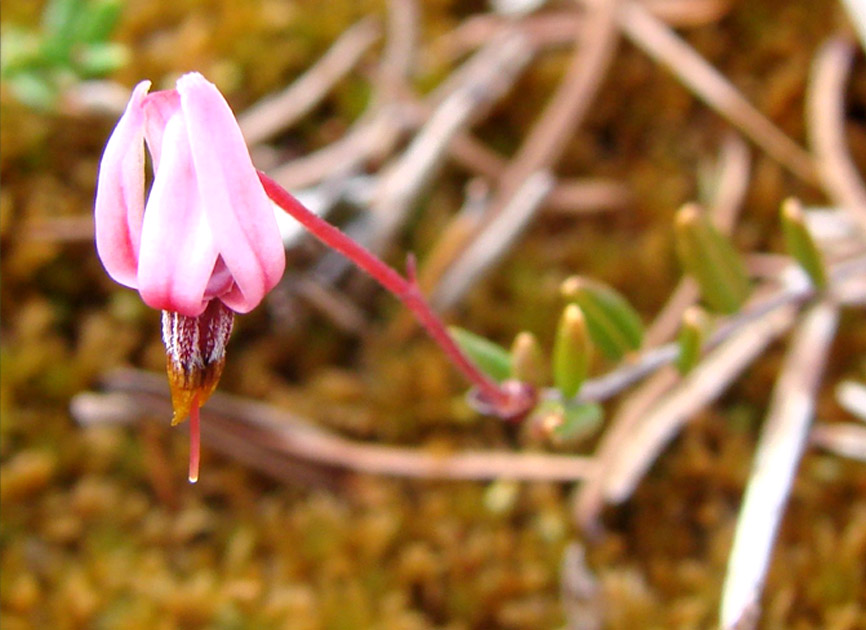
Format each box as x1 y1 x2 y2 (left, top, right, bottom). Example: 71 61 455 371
95 72 286 482
94 72 285 318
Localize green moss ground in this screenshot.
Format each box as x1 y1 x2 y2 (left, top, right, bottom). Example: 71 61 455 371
2 1 865 628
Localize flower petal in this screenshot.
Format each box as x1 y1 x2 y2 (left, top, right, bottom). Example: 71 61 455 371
137 114 219 317
142 88 181 172
94 80 151 288
177 72 285 313
204 257 234 299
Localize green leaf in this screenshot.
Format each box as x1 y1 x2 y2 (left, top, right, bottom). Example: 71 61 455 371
42 0 83 36
0 27 46 77
79 0 124 44
553 401 603 443
510 331 545 386
76 42 128 76
675 203 750 314
7 71 59 110
41 0 83 64
448 326 511 383
676 306 706 375
561 276 643 360
781 198 827 289
552 304 591 399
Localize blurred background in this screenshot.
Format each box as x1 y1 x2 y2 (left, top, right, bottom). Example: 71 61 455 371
1 1 865 628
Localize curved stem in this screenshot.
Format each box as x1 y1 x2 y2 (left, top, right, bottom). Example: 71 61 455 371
258 171 513 412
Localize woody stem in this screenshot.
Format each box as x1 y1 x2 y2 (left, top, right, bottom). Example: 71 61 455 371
258 171 510 410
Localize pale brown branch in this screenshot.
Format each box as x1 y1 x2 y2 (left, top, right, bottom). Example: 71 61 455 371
239 17 381 145
429 0 619 309
544 178 633 214
572 366 680 534
720 301 839 630
836 380 866 421
377 0 419 102
368 30 533 252
416 179 490 295
429 0 731 62
293 276 369 334
602 300 798 504
428 12 583 62
268 109 410 190
74 369 596 483
431 171 555 311
811 423 866 462
618 0 818 183
641 279 699 349
807 37 866 234
641 0 732 27
447 134 507 179
490 0 620 214
448 134 631 213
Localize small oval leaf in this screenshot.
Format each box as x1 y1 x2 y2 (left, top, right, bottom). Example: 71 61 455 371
676 306 707 375
448 326 511 383
510 331 546 386
552 304 591 399
781 198 827 289
561 276 644 360
555 401 604 443
675 203 750 314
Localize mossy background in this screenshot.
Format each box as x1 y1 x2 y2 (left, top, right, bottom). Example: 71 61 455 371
1 1 865 629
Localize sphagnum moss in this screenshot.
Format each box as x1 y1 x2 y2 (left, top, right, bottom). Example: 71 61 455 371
2 0 865 628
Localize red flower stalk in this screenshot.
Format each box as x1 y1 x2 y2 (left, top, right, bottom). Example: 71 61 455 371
258 172 535 420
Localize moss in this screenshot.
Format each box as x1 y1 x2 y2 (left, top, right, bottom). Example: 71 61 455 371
2 0 865 628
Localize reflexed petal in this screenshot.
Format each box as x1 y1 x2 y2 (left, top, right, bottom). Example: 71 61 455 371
137 114 219 317
177 72 285 313
94 80 151 288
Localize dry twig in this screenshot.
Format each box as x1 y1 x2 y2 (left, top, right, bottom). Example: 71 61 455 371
488 0 619 217
617 0 817 183
369 30 533 252
806 37 866 234
431 171 554 310
811 423 866 462
428 0 620 309
269 109 410 190
641 0 733 26
839 0 866 49
602 296 799 503
719 301 839 630
239 18 382 145
74 370 596 484
572 365 680 532
429 0 731 62
837 380 866 420
377 0 419 102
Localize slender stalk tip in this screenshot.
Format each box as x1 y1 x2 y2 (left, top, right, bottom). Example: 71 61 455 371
188 396 201 484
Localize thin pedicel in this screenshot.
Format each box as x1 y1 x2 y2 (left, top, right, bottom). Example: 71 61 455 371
258 170 536 421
